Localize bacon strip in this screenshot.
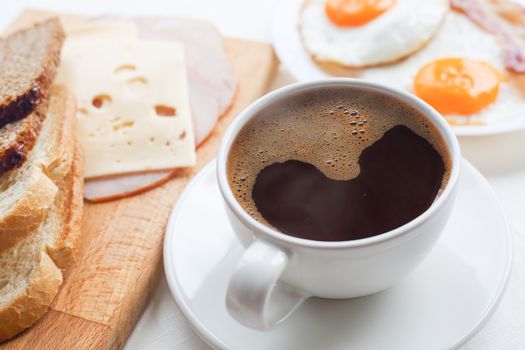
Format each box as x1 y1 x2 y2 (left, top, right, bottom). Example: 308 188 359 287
451 0 525 73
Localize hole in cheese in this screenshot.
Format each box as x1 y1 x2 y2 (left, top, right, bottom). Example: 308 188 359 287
127 77 148 92
78 107 89 116
154 104 177 117
114 64 137 75
112 119 135 131
92 94 112 109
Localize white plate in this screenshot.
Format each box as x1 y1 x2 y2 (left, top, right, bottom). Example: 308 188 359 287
271 0 525 136
164 159 512 350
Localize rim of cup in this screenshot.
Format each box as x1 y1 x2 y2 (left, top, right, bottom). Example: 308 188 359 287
217 78 461 250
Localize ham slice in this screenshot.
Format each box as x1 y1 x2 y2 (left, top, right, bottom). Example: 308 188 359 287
187 67 220 146
134 16 237 116
84 170 184 202
85 18 235 202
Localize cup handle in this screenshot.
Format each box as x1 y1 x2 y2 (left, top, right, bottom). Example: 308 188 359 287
226 239 307 330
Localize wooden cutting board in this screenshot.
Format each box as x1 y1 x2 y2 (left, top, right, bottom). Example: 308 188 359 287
1 10 278 350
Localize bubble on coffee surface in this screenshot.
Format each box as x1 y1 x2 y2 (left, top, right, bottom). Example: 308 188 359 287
227 87 451 226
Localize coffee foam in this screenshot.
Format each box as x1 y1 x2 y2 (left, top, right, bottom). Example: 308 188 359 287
227 87 451 225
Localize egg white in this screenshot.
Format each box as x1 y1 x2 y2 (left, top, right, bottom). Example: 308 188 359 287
299 0 449 67
360 11 522 124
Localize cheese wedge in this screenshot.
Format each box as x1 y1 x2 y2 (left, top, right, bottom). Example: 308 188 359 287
59 40 196 178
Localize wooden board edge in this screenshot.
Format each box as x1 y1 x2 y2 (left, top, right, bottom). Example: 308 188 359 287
1 310 112 350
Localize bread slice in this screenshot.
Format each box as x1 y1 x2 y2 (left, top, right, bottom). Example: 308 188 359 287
0 85 76 253
0 239 62 342
0 19 65 176
0 18 64 127
0 143 83 341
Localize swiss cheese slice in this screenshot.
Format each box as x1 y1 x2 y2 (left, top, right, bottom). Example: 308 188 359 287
60 40 196 178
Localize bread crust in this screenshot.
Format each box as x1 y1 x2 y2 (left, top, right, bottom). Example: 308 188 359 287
41 86 76 183
0 104 46 176
0 252 62 342
47 143 84 269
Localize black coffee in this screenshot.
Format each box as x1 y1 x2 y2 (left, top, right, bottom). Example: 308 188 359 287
227 87 450 241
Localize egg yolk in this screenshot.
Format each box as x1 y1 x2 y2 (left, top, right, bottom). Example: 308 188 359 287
325 0 396 27
414 58 504 115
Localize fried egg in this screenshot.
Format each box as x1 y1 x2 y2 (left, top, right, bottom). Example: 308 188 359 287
299 0 449 67
359 11 520 124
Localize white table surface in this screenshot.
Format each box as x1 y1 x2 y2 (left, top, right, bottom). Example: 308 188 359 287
3 1 525 349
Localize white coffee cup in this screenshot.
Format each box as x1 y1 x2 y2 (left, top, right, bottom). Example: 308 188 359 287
217 79 461 330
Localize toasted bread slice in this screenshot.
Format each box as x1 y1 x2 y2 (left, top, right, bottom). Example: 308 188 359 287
0 18 64 127
0 143 83 341
0 85 76 253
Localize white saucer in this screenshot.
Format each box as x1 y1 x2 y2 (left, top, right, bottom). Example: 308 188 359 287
271 0 525 136
163 159 512 350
